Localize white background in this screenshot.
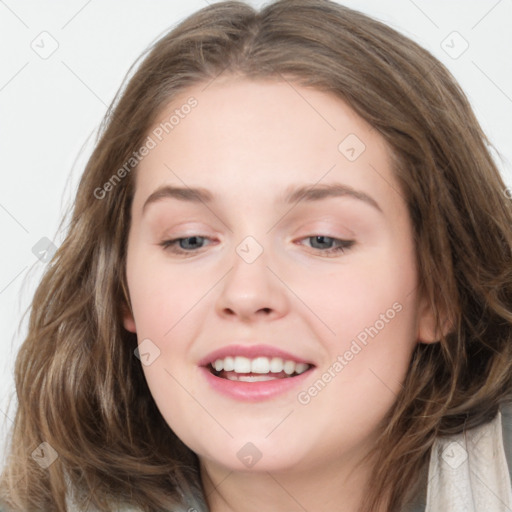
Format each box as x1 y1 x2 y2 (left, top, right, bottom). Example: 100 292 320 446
1 0 511 463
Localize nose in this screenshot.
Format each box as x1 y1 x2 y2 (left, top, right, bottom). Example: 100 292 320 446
215 241 290 323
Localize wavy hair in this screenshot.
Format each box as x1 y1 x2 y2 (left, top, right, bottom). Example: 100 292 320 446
1 1 512 511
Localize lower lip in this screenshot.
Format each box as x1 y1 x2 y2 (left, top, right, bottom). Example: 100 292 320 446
199 366 315 402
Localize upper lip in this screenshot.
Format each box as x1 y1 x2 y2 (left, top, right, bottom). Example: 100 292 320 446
198 344 315 367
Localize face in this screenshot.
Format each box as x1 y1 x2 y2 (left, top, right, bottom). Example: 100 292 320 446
123 76 436 476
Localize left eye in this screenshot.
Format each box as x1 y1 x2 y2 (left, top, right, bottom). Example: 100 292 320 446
298 235 355 256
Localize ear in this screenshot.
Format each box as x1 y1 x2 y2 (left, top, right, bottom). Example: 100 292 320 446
122 303 137 333
417 294 452 344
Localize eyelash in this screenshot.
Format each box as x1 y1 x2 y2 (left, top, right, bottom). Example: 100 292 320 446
159 235 355 257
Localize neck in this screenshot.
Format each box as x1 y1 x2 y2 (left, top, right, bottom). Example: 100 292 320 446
199 449 389 512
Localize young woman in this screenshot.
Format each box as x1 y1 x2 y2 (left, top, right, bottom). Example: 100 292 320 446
1 1 511 511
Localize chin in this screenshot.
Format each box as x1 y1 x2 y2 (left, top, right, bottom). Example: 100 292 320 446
194 437 307 473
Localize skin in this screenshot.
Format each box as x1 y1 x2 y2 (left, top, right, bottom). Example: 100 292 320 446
123 76 438 512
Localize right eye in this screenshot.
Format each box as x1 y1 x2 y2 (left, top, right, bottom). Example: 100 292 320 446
160 235 214 255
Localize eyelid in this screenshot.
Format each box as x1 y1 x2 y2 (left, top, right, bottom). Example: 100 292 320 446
291 220 356 237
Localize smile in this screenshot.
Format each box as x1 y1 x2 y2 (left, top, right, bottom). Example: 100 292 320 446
209 356 311 382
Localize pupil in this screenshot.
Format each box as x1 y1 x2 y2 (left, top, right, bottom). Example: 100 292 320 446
312 236 331 249
181 236 201 249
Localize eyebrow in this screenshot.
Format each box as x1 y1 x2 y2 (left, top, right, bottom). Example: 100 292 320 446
142 182 382 214
283 183 382 212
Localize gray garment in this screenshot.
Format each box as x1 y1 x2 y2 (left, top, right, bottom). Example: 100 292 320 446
503 402 512 484
404 402 512 512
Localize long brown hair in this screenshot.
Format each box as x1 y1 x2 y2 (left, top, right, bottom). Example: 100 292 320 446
2 1 512 511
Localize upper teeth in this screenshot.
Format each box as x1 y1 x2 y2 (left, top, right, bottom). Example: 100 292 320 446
211 356 310 375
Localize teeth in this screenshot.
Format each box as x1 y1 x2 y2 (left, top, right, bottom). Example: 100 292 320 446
283 360 296 375
269 357 283 373
295 362 309 374
251 357 269 373
210 356 311 376
226 374 277 382
233 356 252 373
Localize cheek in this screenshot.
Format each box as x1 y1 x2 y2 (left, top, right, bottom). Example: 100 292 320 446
306 245 419 407
126 250 204 338
296 244 417 345
127 258 205 440
294 269 417 444
126 248 212 388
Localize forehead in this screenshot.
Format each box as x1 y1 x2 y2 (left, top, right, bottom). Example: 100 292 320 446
132 77 405 220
